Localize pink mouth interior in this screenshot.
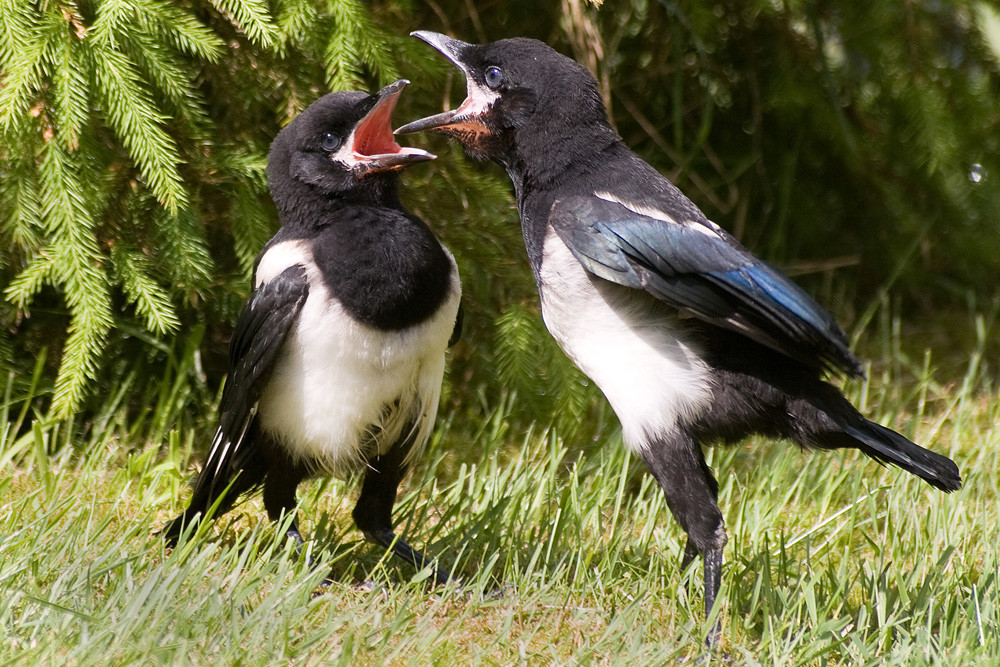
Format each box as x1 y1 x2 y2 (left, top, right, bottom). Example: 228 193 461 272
353 98 403 157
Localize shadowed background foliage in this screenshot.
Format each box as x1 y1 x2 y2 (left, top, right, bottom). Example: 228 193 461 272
1 0 998 436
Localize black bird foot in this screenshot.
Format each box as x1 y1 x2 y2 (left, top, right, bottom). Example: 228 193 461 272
285 524 320 569
704 626 722 653
363 529 457 587
310 577 381 599
451 580 513 602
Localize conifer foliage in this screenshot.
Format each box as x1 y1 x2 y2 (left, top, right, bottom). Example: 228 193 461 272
0 0 421 416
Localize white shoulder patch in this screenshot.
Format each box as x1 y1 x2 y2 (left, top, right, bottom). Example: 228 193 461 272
594 191 722 239
254 239 314 287
595 191 676 224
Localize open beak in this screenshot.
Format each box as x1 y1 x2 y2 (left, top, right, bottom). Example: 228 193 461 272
348 79 435 172
408 31 474 73
395 31 495 137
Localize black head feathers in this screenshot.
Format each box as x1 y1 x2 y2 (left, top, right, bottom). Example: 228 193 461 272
269 81 434 213
397 33 616 178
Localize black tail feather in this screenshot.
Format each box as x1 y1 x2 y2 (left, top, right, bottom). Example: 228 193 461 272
159 510 200 547
158 486 232 546
158 464 264 546
844 421 961 492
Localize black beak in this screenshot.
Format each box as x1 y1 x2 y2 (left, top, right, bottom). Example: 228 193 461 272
395 32 488 137
350 79 435 171
394 109 461 136
409 31 474 73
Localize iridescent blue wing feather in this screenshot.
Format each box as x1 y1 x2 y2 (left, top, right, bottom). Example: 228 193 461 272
550 195 863 377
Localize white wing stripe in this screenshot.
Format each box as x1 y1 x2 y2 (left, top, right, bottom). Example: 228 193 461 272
594 190 722 238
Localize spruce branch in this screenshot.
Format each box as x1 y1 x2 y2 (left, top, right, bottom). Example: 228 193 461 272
141 0 225 60
0 155 44 249
111 242 181 335
48 30 90 151
5 252 54 309
35 141 114 416
150 206 214 298
274 0 319 50
210 0 278 47
122 28 212 131
326 0 368 90
88 40 187 212
0 2 47 131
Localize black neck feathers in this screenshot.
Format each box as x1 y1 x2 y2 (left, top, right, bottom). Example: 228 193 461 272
269 189 453 332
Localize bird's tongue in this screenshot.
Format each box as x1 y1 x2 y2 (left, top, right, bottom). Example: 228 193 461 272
354 97 403 158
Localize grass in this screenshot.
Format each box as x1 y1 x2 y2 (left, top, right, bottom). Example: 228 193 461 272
2 306 999 665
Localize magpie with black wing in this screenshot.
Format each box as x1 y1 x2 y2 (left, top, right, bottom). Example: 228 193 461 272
398 33 961 640
163 81 462 586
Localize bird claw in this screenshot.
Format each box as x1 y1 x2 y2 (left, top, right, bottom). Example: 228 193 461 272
352 579 390 598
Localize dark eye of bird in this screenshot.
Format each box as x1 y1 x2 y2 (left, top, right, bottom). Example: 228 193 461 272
321 133 341 152
484 66 503 89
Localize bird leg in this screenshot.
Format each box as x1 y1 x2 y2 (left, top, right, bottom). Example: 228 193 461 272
703 546 723 647
262 465 314 563
640 433 727 648
680 539 724 648
353 448 456 587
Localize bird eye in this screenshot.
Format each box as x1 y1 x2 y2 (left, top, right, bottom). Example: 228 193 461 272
484 66 503 89
320 133 341 152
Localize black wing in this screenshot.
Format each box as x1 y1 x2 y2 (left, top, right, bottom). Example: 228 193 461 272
549 194 863 377
188 265 310 506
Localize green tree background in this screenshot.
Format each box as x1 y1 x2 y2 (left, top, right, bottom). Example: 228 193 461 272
2 0 998 431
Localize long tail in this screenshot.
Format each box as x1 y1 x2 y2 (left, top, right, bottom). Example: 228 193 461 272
159 421 266 545
843 421 961 492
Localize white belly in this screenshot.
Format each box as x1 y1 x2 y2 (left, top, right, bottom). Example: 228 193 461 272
254 240 460 476
538 230 713 450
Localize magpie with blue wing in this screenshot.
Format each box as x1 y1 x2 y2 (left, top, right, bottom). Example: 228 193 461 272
162 81 462 586
397 33 961 641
